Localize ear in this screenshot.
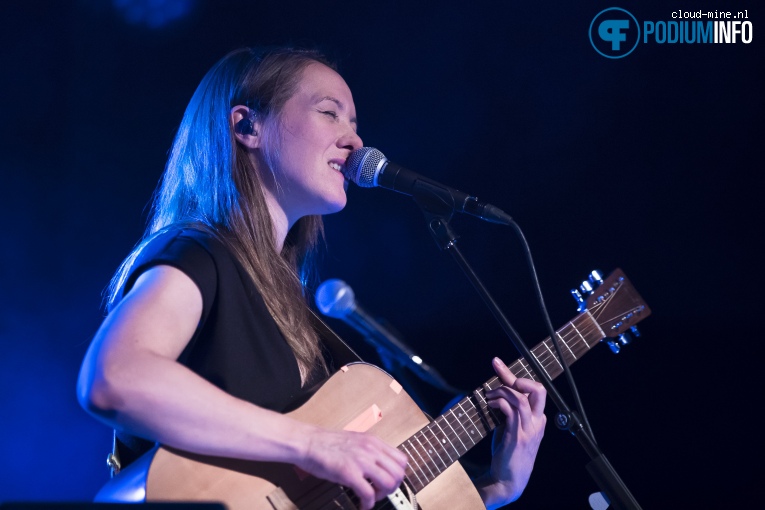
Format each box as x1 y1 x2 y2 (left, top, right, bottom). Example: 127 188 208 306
230 105 262 149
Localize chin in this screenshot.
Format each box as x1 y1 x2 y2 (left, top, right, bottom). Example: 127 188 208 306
308 190 347 217
324 196 347 215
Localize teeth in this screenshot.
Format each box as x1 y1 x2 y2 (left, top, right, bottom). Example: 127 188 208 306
329 162 343 172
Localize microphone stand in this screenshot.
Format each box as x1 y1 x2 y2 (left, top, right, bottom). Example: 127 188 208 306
409 181 641 510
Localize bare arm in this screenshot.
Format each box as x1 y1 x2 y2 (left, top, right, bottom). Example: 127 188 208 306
77 265 407 510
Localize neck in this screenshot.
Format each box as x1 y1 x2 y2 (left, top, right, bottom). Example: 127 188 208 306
250 153 296 253
261 189 292 253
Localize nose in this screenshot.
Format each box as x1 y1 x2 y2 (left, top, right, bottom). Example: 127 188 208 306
338 127 363 153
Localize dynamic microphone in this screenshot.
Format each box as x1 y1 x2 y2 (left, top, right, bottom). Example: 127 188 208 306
315 279 460 393
315 278 421 363
344 147 512 225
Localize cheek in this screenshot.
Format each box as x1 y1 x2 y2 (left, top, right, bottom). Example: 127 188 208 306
257 123 288 172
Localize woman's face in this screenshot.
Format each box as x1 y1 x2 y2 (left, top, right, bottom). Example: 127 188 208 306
264 62 362 223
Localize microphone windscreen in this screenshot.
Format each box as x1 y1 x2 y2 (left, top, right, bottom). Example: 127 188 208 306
315 279 357 319
344 147 386 187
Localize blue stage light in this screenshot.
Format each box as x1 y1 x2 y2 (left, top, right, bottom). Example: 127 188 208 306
112 0 195 28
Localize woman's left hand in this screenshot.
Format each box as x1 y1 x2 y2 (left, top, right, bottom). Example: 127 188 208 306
476 357 547 508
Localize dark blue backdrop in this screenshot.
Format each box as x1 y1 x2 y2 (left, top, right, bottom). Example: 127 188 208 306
1 1 762 508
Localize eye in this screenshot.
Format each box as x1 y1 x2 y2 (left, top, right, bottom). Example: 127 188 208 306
319 110 339 120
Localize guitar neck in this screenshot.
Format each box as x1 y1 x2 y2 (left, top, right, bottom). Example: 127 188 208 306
398 311 604 492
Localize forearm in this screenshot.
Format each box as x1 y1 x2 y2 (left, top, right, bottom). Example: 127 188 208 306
77 265 409 509
80 350 313 465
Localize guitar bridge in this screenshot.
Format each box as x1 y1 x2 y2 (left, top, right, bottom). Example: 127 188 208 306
386 482 417 510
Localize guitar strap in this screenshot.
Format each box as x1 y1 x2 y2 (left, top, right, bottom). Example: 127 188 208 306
309 308 363 368
108 309 363 477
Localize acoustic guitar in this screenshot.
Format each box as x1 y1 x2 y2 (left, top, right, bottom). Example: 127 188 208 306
95 268 650 509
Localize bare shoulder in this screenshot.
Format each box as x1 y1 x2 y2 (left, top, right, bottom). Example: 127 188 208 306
102 265 204 359
78 265 205 415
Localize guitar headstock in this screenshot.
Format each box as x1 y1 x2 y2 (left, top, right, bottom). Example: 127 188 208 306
571 268 651 353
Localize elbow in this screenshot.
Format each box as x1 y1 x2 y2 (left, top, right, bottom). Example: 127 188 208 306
77 354 123 418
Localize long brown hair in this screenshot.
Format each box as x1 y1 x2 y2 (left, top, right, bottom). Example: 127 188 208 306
108 47 335 382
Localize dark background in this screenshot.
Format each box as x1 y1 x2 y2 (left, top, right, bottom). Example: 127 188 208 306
1 1 762 508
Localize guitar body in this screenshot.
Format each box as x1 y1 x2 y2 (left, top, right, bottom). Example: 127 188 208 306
96 362 484 509
96 269 650 509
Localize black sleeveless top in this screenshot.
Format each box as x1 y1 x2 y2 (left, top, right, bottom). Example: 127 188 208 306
113 228 327 464
122 228 307 409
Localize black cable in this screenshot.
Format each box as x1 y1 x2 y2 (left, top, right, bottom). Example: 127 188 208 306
508 219 597 444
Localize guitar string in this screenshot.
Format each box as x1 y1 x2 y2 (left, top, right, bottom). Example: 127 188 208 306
402 389 501 489
307 333 596 508
393 288 633 500
397 316 604 489
298 389 502 508
311 396 501 509
307 301 615 507
525 315 602 376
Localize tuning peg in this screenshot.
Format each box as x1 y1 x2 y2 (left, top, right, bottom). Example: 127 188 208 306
571 288 586 312
630 325 641 338
588 270 604 286
606 330 635 354
580 280 594 296
606 340 621 354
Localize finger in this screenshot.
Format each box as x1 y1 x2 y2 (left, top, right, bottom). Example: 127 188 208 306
385 442 409 468
375 448 407 480
487 396 521 432
512 377 547 415
492 357 518 387
354 438 406 499
486 385 533 425
358 436 407 474
348 475 376 510
367 467 401 500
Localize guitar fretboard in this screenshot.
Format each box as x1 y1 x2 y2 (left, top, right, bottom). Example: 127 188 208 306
398 311 605 492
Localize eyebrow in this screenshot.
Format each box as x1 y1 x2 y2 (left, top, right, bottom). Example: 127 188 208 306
315 95 358 127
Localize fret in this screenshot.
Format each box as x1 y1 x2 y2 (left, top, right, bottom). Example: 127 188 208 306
428 420 455 464
404 435 433 492
539 342 562 375
559 330 577 360
474 388 501 429
390 271 649 498
531 349 553 381
585 309 606 340
398 312 604 492
574 331 593 356
570 320 589 349
412 435 438 477
455 400 481 444
400 313 606 490
421 423 451 469
462 397 490 438
510 358 535 380
533 313 601 381
438 413 468 454
515 358 538 382
447 406 476 448
407 437 436 480
400 443 426 489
